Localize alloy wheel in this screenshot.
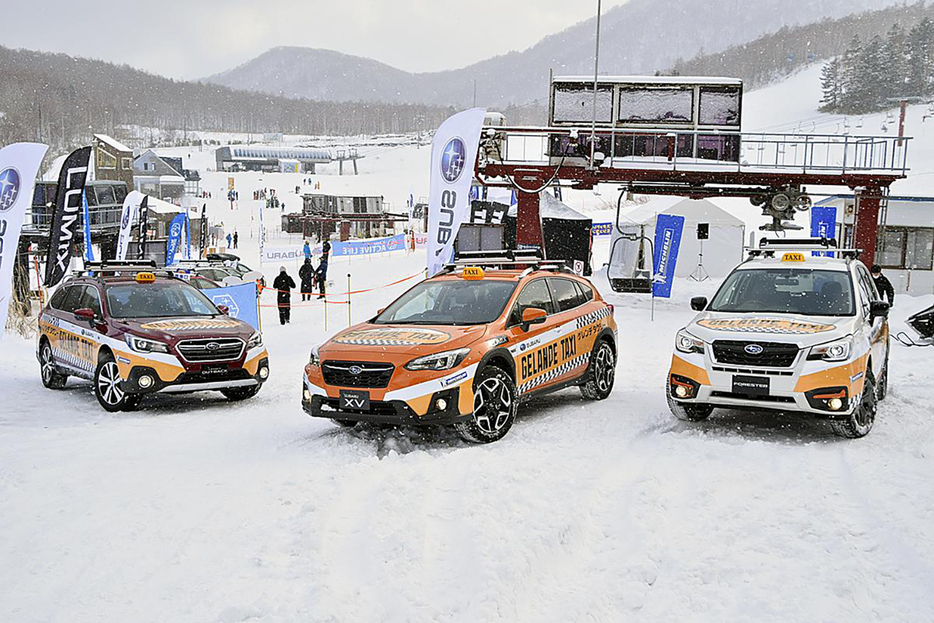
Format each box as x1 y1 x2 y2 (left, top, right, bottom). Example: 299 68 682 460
472 377 513 435
97 361 124 406
594 345 615 393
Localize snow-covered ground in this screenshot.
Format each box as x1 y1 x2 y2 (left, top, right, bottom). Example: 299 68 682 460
4 66 934 623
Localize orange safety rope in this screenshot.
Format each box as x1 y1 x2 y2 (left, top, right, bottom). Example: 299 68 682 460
258 270 422 298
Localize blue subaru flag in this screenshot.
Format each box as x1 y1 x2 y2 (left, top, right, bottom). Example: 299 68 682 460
810 205 837 256
652 214 685 299
165 213 186 266
206 282 260 331
82 190 95 262
184 212 192 259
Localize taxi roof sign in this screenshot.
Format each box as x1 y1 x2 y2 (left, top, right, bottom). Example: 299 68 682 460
462 266 485 280
135 272 156 283
782 253 806 262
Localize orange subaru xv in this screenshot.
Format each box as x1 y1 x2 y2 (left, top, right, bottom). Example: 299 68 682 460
302 262 618 443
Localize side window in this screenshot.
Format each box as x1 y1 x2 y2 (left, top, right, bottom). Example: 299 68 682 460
48 286 69 310
80 286 103 317
854 269 873 317
576 280 595 303
511 279 555 325
60 286 85 314
549 278 583 313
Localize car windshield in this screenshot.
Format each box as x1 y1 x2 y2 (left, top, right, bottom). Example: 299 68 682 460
374 279 517 325
709 268 855 317
105 281 219 319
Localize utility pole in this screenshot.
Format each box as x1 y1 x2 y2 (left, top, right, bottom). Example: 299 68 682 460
589 0 603 169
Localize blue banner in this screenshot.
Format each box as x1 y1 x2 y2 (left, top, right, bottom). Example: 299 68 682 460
205 282 260 331
165 213 186 266
591 222 613 237
185 212 192 260
330 233 406 257
652 214 685 299
82 190 95 262
810 205 837 256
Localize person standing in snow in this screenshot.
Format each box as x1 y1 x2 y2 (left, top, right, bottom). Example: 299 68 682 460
303 240 311 260
272 266 296 325
299 258 315 302
233 231 239 249
226 233 232 249
315 253 329 300
871 265 895 305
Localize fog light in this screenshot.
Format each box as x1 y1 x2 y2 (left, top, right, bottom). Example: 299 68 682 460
675 385 689 398
436 398 448 411
259 366 269 380
138 375 153 389
828 397 843 411
303 388 312 402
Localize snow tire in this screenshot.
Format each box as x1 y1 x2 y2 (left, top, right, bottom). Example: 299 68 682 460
39 340 68 389
455 366 517 444
580 339 615 400
832 368 876 439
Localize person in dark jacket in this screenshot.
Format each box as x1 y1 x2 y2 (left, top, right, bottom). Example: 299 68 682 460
272 266 296 324
871 264 895 305
315 254 329 300
299 258 315 302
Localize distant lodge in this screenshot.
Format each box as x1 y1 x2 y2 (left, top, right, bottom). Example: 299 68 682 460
282 193 404 240
215 146 332 173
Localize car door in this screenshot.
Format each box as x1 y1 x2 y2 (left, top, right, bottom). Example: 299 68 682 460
506 277 565 395
855 264 887 378
545 277 592 384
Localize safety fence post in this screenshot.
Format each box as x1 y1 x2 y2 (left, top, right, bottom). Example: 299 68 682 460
347 273 352 327
324 296 328 332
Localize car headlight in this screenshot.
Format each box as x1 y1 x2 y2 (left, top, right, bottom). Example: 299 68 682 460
808 336 852 362
675 329 705 355
405 347 470 371
125 334 170 354
309 345 321 366
247 332 263 349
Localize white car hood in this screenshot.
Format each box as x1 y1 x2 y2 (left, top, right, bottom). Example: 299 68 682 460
687 311 858 348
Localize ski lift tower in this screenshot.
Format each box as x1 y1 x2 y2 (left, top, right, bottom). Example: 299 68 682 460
474 75 911 267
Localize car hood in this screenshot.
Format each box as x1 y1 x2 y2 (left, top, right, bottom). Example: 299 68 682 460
319 323 490 359
116 316 255 342
687 311 858 347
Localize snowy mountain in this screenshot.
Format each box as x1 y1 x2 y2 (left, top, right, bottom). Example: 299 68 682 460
205 0 906 107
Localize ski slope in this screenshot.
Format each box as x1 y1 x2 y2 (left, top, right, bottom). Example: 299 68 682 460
3 66 934 623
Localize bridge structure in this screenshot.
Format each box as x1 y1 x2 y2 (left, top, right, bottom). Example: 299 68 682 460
474 126 911 267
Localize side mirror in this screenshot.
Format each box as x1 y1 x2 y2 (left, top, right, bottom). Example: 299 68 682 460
74 307 96 321
520 307 547 331
691 297 708 312
870 300 890 319
217 304 230 315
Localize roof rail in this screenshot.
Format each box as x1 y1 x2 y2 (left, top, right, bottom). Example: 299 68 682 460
758 237 838 249
745 246 862 260
443 249 572 273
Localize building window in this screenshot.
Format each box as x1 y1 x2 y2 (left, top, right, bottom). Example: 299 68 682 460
97 149 117 170
121 157 132 170
880 226 934 270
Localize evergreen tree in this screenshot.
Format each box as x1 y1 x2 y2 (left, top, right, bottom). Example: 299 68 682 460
906 17 934 98
858 35 888 112
839 34 863 114
883 23 908 97
819 59 841 112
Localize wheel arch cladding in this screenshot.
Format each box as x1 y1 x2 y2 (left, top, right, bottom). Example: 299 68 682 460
480 348 516 383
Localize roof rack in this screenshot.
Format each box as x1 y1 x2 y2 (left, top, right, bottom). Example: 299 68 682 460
77 260 187 279
444 249 572 273
758 237 838 249
746 242 861 261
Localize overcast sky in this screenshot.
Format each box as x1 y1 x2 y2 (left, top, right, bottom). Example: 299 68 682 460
5 0 628 79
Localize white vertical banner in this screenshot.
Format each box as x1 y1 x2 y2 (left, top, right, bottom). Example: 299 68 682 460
0 142 49 339
116 190 144 261
427 108 486 276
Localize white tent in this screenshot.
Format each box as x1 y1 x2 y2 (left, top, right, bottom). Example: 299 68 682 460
609 197 746 282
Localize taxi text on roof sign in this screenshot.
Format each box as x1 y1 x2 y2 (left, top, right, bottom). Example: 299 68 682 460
135 272 156 283
782 253 806 262
462 266 485 280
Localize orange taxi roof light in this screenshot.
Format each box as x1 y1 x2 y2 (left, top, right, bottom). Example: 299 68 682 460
462 266 485 280
135 272 156 283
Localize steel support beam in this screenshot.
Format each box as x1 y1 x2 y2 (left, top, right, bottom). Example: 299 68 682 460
853 187 883 267
514 171 545 252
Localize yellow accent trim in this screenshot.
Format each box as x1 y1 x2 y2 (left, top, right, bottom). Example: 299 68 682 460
795 354 869 395
456 380 474 415
406 394 432 417
669 354 710 385
112 349 186 382
243 349 269 375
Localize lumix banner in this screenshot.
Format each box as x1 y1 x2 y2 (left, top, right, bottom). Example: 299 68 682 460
44 146 91 287
0 143 48 339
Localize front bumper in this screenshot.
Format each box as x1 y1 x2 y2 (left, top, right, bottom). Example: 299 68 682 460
122 357 270 395
668 351 862 418
302 389 471 426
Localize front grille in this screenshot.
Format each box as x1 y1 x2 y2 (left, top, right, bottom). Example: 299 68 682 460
712 341 799 368
176 338 245 362
322 361 395 388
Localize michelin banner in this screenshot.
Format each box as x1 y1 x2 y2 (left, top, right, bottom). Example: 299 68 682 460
810 205 837 257
427 108 487 276
0 143 48 339
116 190 144 261
591 222 613 237
652 214 685 299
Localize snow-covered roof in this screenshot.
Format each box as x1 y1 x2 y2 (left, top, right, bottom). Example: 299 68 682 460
619 197 745 227
506 191 591 221
93 134 133 153
553 76 742 86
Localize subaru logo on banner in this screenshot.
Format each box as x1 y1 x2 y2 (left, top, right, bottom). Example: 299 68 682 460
810 205 837 256
440 138 467 183
209 282 260 331
652 214 685 299
0 167 21 212
165 213 186 266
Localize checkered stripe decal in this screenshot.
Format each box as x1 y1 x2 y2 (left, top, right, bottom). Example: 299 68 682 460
703 326 819 335
335 338 429 346
51 346 94 373
576 306 612 329
517 352 590 395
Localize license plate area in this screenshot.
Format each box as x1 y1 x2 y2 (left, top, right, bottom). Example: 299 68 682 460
201 364 229 376
339 389 370 411
732 374 770 396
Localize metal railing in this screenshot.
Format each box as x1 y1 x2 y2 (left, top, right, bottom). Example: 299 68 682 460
481 126 911 177
23 205 124 233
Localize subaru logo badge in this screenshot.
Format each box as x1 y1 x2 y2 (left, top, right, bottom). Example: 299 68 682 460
348 365 363 375
744 344 764 355
0 167 21 213
206 342 221 351
440 137 467 183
